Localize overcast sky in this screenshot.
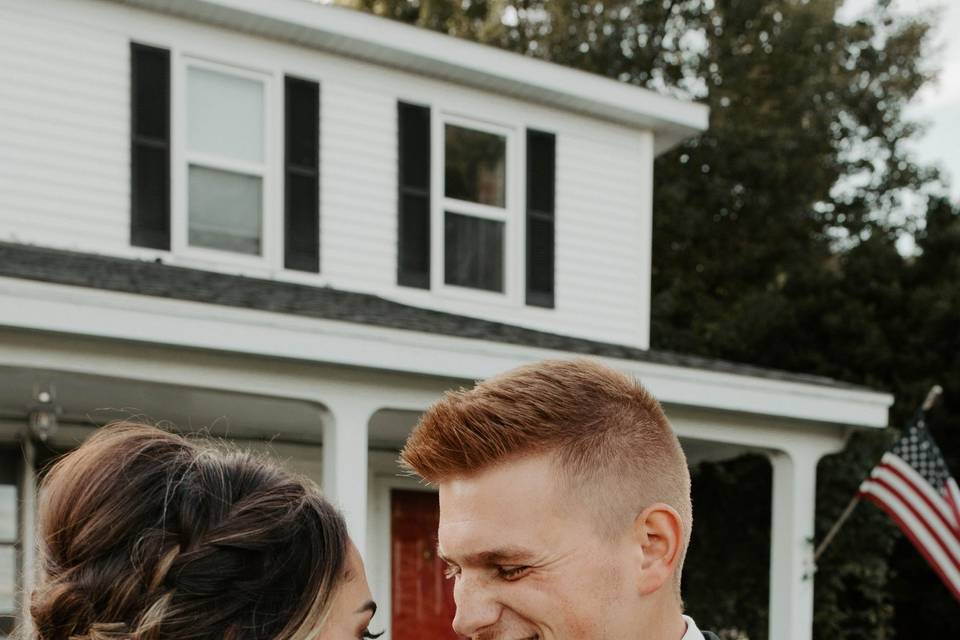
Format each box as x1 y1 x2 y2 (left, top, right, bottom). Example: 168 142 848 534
840 0 960 201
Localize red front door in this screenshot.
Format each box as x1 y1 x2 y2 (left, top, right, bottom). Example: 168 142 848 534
391 489 459 640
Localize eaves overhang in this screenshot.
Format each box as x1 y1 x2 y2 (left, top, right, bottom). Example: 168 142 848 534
0 242 892 429
0 276 894 430
111 0 709 154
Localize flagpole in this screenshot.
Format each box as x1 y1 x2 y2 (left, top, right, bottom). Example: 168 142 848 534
922 384 944 412
812 384 943 564
813 495 860 563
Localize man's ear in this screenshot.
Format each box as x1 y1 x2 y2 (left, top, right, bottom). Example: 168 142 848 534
631 503 684 596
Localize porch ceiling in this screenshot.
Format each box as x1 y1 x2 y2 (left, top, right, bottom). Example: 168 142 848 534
0 366 326 444
369 409 420 451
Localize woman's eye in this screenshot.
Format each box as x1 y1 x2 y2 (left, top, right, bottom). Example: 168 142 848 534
497 566 530 581
361 630 384 639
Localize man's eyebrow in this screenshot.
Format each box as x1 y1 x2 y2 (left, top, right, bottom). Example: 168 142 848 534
355 600 377 616
437 545 536 566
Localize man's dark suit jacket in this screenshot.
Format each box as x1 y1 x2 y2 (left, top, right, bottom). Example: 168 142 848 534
702 632 720 640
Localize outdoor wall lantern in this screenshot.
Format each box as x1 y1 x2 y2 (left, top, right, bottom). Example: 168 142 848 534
28 383 61 442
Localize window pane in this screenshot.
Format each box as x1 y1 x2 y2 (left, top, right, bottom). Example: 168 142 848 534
444 125 506 207
444 212 504 292
188 165 262 255
0 546 13 617
0 486 14 544
187 67 264 163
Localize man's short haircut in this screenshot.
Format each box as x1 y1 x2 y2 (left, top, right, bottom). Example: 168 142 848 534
400 358 692 592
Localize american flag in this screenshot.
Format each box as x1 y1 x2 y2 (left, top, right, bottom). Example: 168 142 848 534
859 412 960 601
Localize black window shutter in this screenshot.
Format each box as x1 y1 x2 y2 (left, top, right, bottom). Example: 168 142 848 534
130 42 170 250
284 76 321 272
526 129 556 308
397 102 431 289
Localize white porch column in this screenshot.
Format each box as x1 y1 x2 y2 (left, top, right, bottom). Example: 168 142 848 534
322 398 373 552
767 448 819 640
19 435 37 639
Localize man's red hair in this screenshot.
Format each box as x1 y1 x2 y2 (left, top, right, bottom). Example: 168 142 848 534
400 359 692 559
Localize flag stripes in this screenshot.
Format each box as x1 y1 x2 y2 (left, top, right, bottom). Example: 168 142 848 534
862 467 960 566
949 478 960 535
860 450 960 601
883 453 959 530
860 489 960 601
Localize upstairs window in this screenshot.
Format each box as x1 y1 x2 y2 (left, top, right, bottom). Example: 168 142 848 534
443 123 509 293
397 104 555 307
130 43 320 273
185 64 266 257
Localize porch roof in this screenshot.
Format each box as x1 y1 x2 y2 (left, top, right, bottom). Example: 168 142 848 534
0 241 872 393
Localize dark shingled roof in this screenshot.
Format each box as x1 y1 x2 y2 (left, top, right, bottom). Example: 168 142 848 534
0 241 868 391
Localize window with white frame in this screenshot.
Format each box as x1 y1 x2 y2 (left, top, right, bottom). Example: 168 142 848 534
398 103 555 306
130 42 321 273
184 63 268 257
442 122 510 293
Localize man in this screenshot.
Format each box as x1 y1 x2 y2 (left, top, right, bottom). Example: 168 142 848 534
400 358 718 640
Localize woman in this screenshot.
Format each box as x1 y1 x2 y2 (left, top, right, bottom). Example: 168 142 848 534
24 422 382 640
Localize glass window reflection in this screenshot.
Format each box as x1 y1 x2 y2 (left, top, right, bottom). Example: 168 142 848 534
444 124 506 208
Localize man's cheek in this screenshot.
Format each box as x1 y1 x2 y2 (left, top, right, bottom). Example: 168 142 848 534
515 582 592 638
562 561 627 635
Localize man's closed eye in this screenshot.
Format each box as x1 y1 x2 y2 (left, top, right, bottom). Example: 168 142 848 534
497 565 531 581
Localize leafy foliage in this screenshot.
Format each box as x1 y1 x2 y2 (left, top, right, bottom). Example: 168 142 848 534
685 454 773 640
339 0 959 636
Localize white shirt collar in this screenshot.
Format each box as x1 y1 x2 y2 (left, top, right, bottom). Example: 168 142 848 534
681 615 706 640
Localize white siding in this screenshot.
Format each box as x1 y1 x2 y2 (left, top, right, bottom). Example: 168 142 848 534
321 81 397 288
0 0 129 251
0 0 653 348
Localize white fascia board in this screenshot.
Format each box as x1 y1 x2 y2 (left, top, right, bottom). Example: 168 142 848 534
112 0 708 153
0 277 892 429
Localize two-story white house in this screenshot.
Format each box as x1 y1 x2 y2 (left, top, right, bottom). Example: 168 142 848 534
0 1 892 639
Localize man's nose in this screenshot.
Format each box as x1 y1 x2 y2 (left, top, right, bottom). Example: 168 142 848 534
452 574 501 636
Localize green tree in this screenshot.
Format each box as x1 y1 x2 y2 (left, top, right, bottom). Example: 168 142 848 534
883 196 960 637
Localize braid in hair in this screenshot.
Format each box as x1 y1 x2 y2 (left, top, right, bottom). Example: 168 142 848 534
28 423 348 640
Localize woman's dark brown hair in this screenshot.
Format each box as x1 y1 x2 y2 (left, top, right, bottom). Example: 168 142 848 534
27 422 348 640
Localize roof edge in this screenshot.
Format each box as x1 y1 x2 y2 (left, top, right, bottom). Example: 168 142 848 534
112 0 708 153
0 241 886 401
